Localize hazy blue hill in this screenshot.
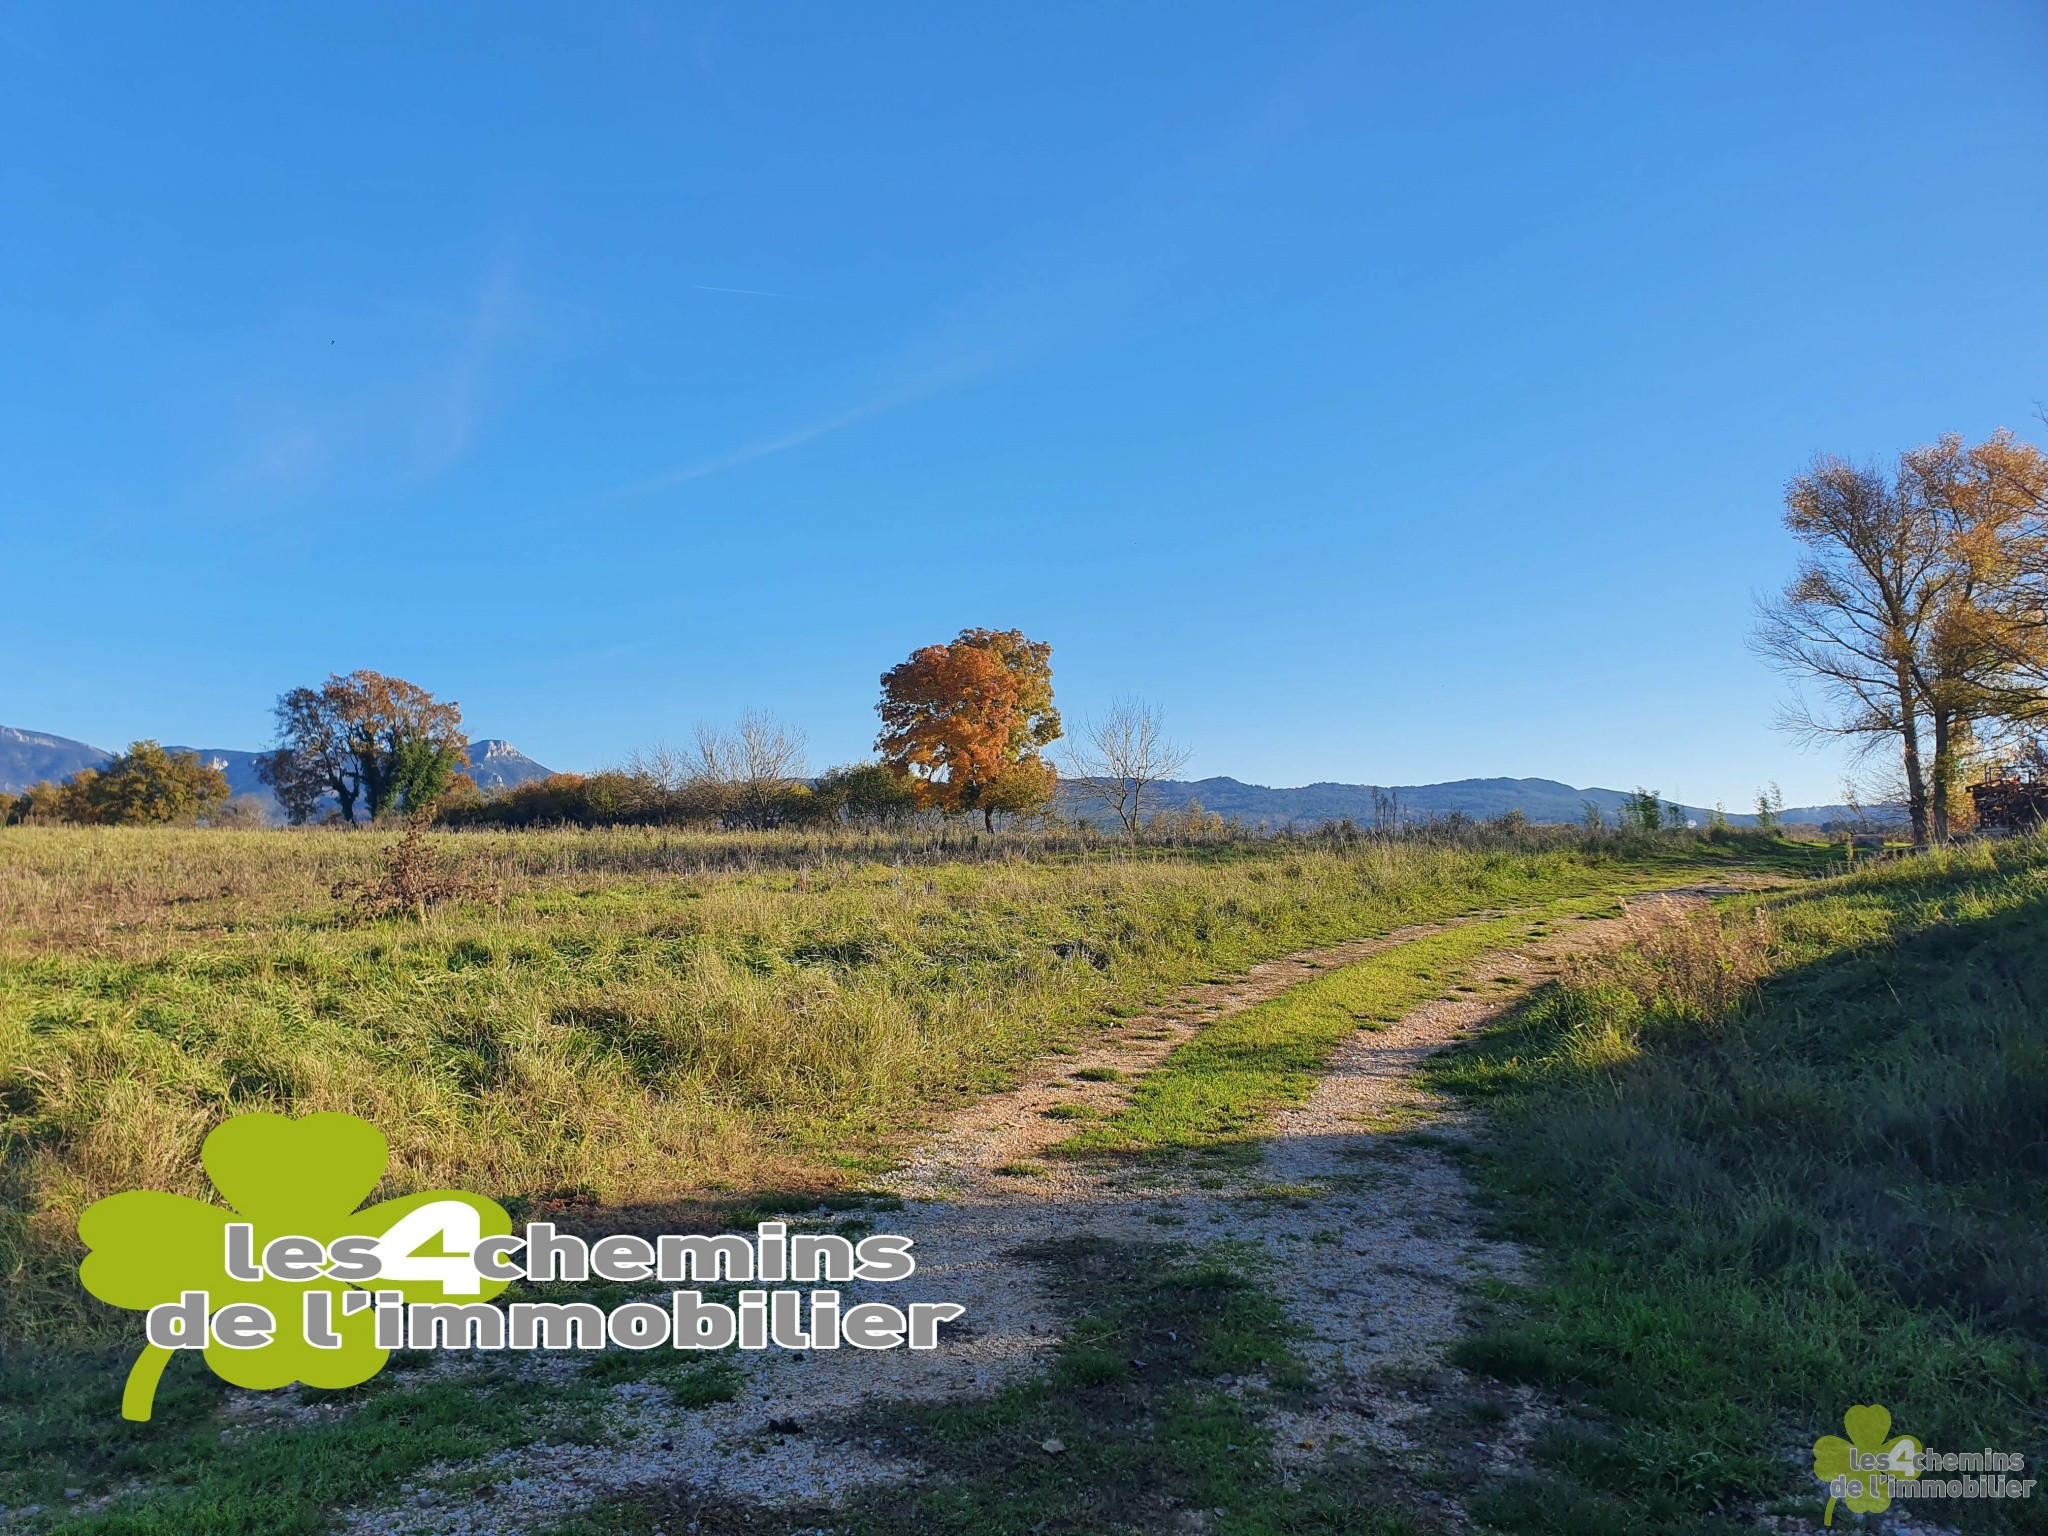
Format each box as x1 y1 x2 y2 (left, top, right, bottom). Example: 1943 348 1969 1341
1073 774 1885 830
0 726 109 793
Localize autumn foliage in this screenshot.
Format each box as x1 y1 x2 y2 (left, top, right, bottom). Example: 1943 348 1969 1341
877 628 1062 828
259 670 469 824
5 741 231 826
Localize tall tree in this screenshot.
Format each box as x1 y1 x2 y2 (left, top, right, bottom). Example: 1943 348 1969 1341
1899 433 2048 838
1754 455 1946 847
1912 433 2048 739
259 671 467 823
1757 434 2048 845
877 628 1062 830
953 628 1062 764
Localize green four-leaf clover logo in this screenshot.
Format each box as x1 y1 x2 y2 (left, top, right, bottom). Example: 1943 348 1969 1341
1812 1403 1919 1526
78 1112 510 1421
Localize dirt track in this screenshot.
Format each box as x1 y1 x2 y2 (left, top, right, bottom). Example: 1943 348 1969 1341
348 881 1774 1534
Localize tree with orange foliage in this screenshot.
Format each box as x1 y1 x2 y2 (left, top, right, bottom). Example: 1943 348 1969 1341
876 628 1062 829
259 670 467 823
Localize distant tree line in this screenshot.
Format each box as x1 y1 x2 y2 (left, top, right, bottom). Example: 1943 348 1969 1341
443 754 920 830
5 742 232 826
7 625 1216 837
452 629 1070 831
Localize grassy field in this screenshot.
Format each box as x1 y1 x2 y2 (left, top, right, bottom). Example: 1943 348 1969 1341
0 822 1809 1532
0 822 1772 1343
1429 837 2048 1533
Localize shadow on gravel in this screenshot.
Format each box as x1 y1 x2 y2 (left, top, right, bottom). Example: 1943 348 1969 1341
570 1238 1436 1536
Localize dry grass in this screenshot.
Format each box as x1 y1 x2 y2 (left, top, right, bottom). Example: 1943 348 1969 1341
1559 896 1780 1022
0 824 1694 1339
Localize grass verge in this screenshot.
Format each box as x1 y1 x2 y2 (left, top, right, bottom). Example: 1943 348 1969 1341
2 1332 738 1534
1424 839 2048 1534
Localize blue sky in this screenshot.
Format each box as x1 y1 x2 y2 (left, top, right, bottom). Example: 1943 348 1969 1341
4 2 2045 806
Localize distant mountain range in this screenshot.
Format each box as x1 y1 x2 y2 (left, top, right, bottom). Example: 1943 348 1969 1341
4 723 1896 830
1065 775 1896 830
0 724 553 817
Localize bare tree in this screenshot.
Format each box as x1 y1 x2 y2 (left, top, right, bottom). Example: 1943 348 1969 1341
623 740 690 792
1369 786 1401 834
687 712 809 828
1065 698 1193 836
1752 455 1946 848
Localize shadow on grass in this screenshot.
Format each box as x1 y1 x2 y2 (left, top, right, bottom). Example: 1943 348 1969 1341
1423 847 2048 1533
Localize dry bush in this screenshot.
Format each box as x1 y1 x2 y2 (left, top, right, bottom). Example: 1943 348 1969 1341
1563 897 1780 1023
331 819 496 921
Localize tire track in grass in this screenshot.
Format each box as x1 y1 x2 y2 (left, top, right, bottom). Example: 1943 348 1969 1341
338 876 1776 1534
1056 897 1626 1160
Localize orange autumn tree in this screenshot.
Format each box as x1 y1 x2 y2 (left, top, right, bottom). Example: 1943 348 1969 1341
876 628 1062 829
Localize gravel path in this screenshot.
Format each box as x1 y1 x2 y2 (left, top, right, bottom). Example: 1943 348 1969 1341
347 880 1776 1533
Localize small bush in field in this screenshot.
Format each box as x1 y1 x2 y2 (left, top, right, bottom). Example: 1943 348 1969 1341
331 818 494 921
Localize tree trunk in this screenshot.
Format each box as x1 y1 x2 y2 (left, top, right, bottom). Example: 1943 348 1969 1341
361 757 392 821
331 774 358 826
983 805 995 833
1895 666 1930 849
1928 708 1952 845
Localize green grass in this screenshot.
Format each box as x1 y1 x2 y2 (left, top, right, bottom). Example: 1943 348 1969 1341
1060 888 1646 1158
1 1335 738 1534
1425 838 2048 1533
0 825 1771 1343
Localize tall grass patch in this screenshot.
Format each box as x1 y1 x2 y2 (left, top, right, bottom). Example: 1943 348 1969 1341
1431 840 2048 1532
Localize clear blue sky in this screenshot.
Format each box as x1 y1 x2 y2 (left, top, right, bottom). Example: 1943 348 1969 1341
5 2 2045 806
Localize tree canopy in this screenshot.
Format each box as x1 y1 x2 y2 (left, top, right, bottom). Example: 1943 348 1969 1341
876 628 1062 829
258 671 468 824
6 741 230 826
1756 431 2048 844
